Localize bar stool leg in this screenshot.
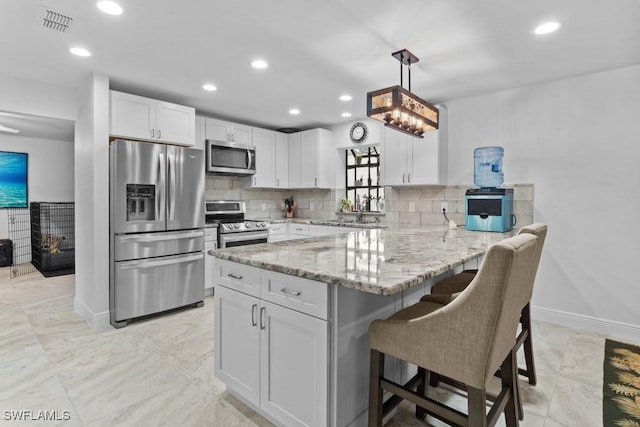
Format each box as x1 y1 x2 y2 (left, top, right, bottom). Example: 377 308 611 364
416 367 428 420
368 350 385 427
521 303 537 385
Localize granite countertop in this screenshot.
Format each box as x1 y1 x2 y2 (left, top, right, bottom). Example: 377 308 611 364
209 226 514 295
251 218 385 229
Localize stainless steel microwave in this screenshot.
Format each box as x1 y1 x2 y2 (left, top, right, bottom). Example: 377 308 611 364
206 139 256 175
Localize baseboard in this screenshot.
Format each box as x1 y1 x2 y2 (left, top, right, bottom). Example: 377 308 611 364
531 305 640 344
73 296 111 329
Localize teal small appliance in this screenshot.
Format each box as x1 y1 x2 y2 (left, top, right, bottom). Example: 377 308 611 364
465 188 514 232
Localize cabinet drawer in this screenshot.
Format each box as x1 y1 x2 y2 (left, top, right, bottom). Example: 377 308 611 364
269 223 286 235
289 223 309 235
216 259 260 297
261 270 328 319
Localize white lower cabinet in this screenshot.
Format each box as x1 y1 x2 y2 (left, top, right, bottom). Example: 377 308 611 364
214 260 328 427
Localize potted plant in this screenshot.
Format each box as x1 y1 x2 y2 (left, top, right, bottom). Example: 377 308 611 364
284 196 294 218
339 198 351 212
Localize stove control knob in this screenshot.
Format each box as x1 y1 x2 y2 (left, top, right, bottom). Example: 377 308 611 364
234 223 240 229
222 224 229 231
245 222 252 228
260 222 266 227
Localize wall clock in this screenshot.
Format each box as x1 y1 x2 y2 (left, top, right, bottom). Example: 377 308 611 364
349 122 368 144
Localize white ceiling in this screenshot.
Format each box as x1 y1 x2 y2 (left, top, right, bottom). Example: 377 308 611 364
1 0 639 134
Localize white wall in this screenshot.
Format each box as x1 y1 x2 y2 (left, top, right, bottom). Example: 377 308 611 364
0 135 74 238
446 64 640 339
0 74 77 121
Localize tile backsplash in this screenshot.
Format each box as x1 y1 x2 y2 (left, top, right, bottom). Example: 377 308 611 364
382 184 534 227
205 176 534 226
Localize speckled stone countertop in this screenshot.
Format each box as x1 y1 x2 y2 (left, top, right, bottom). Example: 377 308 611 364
249 218 385 229
209 226 515 295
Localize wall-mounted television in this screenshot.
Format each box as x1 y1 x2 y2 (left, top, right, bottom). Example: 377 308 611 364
0 151 28 208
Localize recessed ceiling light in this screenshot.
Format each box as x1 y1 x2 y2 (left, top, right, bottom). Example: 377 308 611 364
289 108 300 115
533 21 561 35
339 95 353 102
69 47 91 57
97 1 123 15
202 84 217 91
251 60 268 69
341 112 352 118
0 124 20 134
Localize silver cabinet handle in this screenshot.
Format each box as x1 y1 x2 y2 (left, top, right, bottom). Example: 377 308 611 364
260 307 266 329
315 177 317 186
402 173 405 183
280 288 301 297
276 178 279 187
158 129 161 139
227 273 243 280
254 177 256 186
151 129 155 138
251 304 258 327
408 173 411 183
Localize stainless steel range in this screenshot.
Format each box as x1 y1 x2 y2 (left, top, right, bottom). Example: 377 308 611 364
205 200 269 248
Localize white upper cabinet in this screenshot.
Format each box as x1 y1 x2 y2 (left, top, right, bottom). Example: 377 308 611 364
109 91 195 146
288 129 333 189
381 107 447 186
250 128 276 188
205 118 253 146
248 128 290 189
275 132 289 189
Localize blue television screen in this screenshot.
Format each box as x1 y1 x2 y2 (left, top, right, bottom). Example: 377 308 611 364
0 151 28 208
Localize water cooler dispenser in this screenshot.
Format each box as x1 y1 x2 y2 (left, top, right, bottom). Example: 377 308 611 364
465 146 515 232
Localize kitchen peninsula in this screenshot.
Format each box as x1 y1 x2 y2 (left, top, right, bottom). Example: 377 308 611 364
210 226 514 427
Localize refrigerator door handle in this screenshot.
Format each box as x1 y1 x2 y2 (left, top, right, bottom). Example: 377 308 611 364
158 151 166 221
118 253 203 270
168 152 176 222
118 230 203 243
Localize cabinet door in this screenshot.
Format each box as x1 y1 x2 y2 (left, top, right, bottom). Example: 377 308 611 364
275 133 289 188
252 128 276 188
288 133 301 188
381 127 409 186
230 124 253 146
110 91 156 140
205 118 229 141
408 130 439 184
156 101 195 146
299 130 319 188
260 301 328 427
215 286 260 406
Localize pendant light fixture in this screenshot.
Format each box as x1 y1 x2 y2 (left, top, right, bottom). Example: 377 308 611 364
366 49 438 138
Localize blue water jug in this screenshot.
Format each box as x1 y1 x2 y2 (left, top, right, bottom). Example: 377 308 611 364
474 146 504 188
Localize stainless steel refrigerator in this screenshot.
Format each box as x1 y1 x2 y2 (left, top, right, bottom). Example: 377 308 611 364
109 139 205 328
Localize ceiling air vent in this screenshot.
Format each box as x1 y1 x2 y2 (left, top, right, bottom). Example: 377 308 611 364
39 7 73 33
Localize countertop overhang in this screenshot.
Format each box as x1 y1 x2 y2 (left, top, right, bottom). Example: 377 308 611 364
209 226 515 295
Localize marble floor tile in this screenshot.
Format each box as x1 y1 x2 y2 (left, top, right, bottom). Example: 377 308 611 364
57 350 190 424
0 311 47 363
85 382 245 427
545 375 602 427
0 375 82 427
559 329 606 388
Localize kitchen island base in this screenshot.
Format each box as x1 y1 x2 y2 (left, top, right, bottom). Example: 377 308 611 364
213 257 482 427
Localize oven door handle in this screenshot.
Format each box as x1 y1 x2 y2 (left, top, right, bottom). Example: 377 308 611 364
220 232 268 246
